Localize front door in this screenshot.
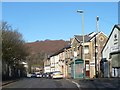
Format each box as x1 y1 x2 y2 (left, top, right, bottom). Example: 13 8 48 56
85 61 90 77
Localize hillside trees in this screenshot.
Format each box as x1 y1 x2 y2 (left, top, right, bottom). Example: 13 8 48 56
27 52 47 73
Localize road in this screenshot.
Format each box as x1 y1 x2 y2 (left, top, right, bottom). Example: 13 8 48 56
2 78 79 89
2 78 119 90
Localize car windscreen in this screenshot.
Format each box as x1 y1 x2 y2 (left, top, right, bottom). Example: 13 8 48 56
53 71 61 74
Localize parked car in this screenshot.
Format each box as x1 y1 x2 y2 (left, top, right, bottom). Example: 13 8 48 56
52 71 63 79
31 73 36 77
45 73 50 78
42 73 46 78
36 73 42 78
27 73 32 78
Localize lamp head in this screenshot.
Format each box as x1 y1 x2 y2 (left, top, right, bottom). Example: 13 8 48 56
77 10 83 13
96 16 99 21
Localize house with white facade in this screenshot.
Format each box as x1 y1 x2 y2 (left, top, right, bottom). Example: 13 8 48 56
44 65 50 73
46 46 70 78
49 51 61 72
44 56 51 73
102 24 120 77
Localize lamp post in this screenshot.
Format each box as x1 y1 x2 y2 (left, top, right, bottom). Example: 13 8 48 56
77 10 85 78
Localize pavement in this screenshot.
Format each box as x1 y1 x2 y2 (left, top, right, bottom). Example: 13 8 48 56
71 78 120 90
2 78 23 86
2 80 18 86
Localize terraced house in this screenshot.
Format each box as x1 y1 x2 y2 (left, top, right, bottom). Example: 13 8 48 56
47 45 71 78
44 31 107 79
69 32 107 78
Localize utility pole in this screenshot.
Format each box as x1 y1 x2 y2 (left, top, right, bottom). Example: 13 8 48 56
95 16 99 78
96 16 100 77
95 33 97 78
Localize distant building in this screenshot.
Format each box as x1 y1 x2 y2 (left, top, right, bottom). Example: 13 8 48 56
102 24 120 77
44 56 51 73
49 52 60 72
48 46 69 77
44 65 50 73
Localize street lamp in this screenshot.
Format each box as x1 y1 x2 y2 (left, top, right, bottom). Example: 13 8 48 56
77 10 85 78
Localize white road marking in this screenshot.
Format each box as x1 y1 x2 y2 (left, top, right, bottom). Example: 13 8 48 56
72 81 80 88
66 79 80 89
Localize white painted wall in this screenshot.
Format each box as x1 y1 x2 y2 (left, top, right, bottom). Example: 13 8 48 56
54 55 60 71
119 28 120 46
44 66 50 73
50 56 55 72
50 54 61 72
102 27 120 61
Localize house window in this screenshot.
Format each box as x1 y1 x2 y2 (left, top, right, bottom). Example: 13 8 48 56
70 49 72 56
84 45 89 54
78 46 80 50
74 47 76 51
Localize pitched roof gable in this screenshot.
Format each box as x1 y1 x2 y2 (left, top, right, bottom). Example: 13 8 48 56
101 24 120 53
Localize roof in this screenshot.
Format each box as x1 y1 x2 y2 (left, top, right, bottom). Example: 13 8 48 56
74 35 91 42
74 32 99 43
101 24 120 53
88 32 94 35
74 31 107 43
88 32 96 37
116 24 120 30
49 44 71 57
89 32 102 41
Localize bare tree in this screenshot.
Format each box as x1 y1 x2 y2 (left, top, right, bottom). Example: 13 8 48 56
1 22 29 79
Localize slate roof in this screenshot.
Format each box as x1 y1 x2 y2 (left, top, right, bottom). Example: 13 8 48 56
49 44 71 57
74 32 100 43
74 35 91 42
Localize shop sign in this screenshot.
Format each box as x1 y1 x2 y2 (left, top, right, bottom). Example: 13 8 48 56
111 45 120 52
